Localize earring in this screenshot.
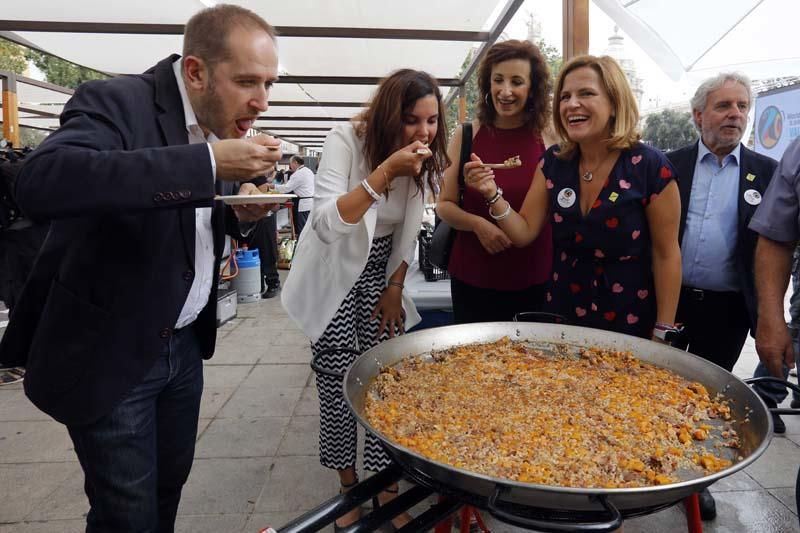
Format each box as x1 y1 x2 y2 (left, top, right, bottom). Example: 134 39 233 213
485 93 492 106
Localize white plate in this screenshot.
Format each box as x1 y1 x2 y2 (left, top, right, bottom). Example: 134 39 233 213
215 194 296 205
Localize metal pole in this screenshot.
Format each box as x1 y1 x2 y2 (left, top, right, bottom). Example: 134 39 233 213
562 0 590 60
458 85 467 124
1 71 20 147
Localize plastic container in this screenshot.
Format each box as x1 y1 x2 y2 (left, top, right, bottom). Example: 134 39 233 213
232 248 261 303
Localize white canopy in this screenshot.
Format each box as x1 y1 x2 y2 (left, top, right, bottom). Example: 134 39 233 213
594 0 800 82
1 0 525 148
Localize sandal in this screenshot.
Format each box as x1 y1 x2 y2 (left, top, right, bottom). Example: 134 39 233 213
334 478 361 532
372 486 411 532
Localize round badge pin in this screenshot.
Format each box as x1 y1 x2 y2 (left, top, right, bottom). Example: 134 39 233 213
557 188 576 208
744 189 762 206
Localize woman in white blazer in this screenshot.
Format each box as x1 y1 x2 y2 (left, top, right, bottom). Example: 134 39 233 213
281 69 450 530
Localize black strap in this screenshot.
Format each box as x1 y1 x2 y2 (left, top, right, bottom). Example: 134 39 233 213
457 121 473 208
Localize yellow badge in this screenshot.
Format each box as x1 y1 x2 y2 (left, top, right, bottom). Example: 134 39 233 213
609 192 619 202
746 173 756 182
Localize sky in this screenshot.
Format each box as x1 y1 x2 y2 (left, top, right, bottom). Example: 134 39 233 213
501 0 692 113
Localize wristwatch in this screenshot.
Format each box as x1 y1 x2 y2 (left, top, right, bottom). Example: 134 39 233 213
653 323 683 344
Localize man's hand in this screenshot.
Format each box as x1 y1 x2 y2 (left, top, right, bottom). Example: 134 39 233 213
213 134 282 181
756 316 795 378
231 182 271 222
473 217 512 255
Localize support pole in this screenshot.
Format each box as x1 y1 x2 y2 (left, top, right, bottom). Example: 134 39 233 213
458 85 466 124
1 72 20 147
562 0 590 60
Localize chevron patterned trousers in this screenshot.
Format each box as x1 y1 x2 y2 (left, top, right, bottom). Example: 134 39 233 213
311 235 397 471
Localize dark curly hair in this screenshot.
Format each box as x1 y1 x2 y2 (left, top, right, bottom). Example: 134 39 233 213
353 69 451 196
477 40 552 133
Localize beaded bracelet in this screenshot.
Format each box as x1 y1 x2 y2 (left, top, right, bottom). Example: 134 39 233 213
361 179 382 202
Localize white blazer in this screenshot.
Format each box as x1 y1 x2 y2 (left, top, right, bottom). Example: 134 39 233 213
282 123 423 342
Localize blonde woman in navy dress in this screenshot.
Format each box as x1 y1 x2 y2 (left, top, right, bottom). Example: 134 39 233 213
465 55 682 341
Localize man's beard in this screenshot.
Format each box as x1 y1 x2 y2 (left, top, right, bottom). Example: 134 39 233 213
195 77 228 139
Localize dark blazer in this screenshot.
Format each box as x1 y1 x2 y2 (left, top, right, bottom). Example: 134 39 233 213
668 141 778 331
0 55 235 426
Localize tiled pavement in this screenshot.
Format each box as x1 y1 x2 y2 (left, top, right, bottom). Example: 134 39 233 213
1 279 800 532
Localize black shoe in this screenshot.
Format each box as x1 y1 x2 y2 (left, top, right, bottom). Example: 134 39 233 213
763 397 787 434
262 284 280 299
791 399 800 409
773 412 787 434
697 488 716 521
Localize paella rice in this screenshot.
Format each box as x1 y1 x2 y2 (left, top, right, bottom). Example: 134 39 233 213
364 337 740 488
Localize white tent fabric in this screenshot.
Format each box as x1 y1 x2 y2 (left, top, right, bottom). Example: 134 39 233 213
2 0 509 144
594 0 800 81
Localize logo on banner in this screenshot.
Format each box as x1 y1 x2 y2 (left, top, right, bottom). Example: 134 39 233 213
758 105 783 149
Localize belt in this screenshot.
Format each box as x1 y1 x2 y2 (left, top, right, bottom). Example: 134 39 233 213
681 286 740 302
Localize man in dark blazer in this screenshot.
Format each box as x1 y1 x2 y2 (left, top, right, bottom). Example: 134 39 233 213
0 5 281 531
668 72 778 520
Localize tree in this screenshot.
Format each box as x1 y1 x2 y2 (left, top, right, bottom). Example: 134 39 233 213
642 109 697 151
0 39 27 74
25 50 107 89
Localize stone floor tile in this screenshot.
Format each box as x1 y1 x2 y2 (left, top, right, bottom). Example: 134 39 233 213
0 391 50 422
704 490 800 532
240 364 310 389
245 512 302 532
203 364 253 389
293 386 320 416
218 387 302 419
24 463 88 521
0 463 77 522
258 344 311 365
174 513 248 533
235 316 295 332
206 341 264 365
770 487 799 515
178 457 271 516
708 469 762 492
269 331 310 348
0 421 75 463
254 455 338 513
195 417 289 458
745 437 800 488
198 387 236 419
0 519 85 533
276 415 319 457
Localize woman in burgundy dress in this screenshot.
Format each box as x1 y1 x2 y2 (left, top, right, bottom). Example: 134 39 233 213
465 54 682 340
437 40 553 324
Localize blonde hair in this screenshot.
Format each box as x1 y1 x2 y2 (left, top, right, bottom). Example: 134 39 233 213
552 55 640 160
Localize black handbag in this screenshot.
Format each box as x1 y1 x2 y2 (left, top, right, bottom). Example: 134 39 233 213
428 122 472 271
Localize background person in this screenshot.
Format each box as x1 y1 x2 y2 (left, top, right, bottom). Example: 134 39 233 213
282 69 450 531
275 154 314 236
436 40 553 324
0 5 281 531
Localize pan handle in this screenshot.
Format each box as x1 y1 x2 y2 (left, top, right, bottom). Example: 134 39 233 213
744 377 800 414
310 347 361 379
487 485 622 532
513 312 569 324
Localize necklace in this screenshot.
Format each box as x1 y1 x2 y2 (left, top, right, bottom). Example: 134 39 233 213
579 151 615 182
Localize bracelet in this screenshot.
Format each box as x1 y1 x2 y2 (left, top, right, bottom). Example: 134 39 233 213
361 179 382 202
387 281 404 289
654 322 675 331
378 164 392 191
486 187 504 205
489 201 512 221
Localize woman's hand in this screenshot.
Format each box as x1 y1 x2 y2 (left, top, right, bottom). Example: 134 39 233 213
383 140 432 180
371 285 406 339
473 217 512 254
464 153 497 200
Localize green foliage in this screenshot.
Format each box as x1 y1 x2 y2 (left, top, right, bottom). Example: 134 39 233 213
642 109 697 151
0 39 27 74
19 127 48 148
25 50 107 89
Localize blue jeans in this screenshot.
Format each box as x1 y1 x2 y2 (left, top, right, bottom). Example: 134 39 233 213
753 334 800 405
67 325 204 533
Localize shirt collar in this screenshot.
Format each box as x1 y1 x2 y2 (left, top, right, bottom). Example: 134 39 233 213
698 139 740 167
